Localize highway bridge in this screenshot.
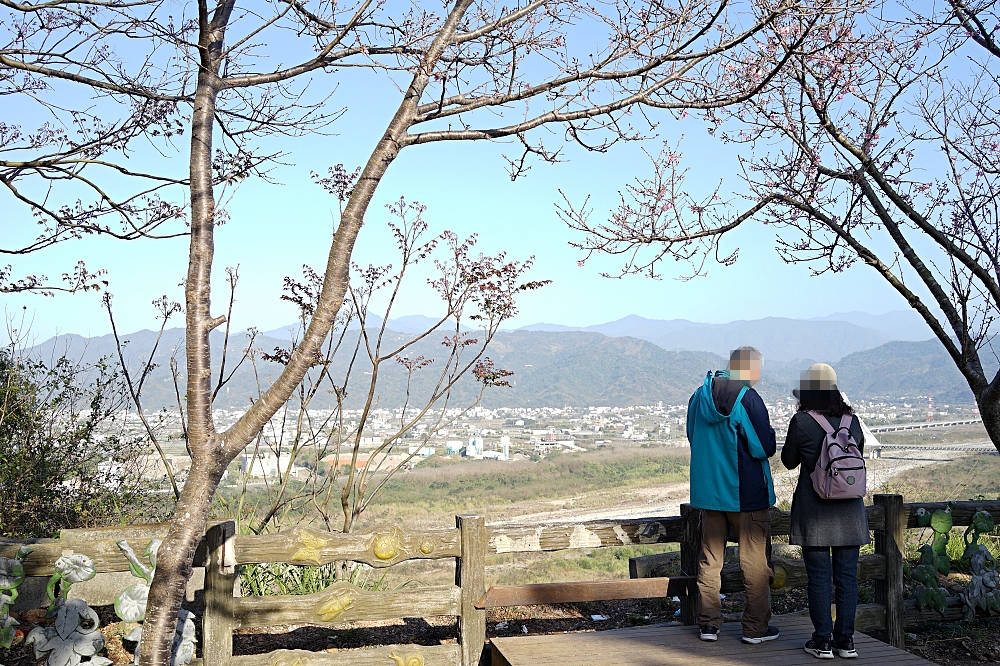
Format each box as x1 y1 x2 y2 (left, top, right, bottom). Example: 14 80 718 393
868 418 983 433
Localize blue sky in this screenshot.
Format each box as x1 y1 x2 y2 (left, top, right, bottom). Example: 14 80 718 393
3 66 920 342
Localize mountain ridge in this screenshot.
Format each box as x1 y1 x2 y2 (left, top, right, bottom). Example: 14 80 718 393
25 315 981 409
519 313 916 362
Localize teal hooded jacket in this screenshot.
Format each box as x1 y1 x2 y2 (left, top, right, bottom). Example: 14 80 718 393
687 371 776 512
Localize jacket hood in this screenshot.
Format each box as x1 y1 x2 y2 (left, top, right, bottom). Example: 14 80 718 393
690 372 728 424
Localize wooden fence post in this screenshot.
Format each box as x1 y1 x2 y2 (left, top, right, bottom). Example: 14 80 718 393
873 494 905 648
679 503 702 626
457 515 487 666
202 521 237 666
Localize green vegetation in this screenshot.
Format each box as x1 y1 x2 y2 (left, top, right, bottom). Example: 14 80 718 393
876 424 990 446
882 455 1000 502
239 562 390 596
487 544 679 586
376 450 689 512
0 351 160 538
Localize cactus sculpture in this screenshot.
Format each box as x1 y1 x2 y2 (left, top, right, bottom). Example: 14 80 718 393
115 540 196 666
911 504 955 614
962 510 996 559
958 510 999 621
24 554 112 666
912 505 999 618
0 545 32 649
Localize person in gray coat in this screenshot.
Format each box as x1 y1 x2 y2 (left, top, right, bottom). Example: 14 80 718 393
781 363 869 660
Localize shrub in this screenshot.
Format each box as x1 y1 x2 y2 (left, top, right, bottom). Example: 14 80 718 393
0 350 161 537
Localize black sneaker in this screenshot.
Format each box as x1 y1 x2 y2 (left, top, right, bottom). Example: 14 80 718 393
699 626 719 641
742 626 779 644
805 637 834 659
834 637 857 658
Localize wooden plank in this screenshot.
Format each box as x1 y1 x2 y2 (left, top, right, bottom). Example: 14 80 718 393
905 500 1000 528
492 619 930 664
59 523 211 567
487 516 685 554
492 644 512 666
490 613 938 666
203 521 238 666
505 636 912 660
233 583 460 628
513 642 922 663
474 576 695 609
0 538 168 576
629 550 679 579
902 595 995 624
486 505 884 555
636 551 885 593
230 645 461 666
59 523 172 541
782 602 886 634
0 524 209 575
875 494 905 647
769 505 884 534
508 637 910 662
722 554 885 593
457 515 487 666
679 503 700 625
234 526 460 568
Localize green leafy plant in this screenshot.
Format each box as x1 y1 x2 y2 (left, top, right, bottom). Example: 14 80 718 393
239 561 389 597
24 554 111 666
0 350 163 539
0 545 31 648
114 539 195 666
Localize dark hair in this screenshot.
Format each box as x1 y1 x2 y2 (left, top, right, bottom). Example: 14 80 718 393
797 390 854 417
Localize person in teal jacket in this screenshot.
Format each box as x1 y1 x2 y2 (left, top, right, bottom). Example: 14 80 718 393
686 346 778 645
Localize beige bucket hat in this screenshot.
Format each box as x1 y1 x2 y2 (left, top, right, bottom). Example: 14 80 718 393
793 362 839 399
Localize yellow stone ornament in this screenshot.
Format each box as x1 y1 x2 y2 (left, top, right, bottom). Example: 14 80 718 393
292 531 330 565
315 588 355 622
388 652 424 666
270 657 310 666
372 528 402 561
770 564 787 590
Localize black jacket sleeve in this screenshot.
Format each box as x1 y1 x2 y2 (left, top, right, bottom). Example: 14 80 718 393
781 415 804 470
741 388 777 458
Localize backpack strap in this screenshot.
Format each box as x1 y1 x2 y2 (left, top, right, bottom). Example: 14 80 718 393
839 414 853 431
807 410 835 434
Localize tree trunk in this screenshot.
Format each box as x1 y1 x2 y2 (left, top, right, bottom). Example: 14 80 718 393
139 460 223 665
136 2 474 663
139 13 227 661
976 391 1000 454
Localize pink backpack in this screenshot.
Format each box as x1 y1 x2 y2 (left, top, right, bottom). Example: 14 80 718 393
808 411 867 500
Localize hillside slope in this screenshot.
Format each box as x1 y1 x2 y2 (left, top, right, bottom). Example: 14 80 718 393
29 328 988 408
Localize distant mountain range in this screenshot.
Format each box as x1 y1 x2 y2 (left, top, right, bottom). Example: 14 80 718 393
29 311 986 408
520 310 932 362
263 314 469 340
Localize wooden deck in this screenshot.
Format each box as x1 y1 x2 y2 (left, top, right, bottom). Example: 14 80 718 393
490 614 936 666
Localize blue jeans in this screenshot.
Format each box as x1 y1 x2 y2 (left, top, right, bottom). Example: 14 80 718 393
802 546 860 643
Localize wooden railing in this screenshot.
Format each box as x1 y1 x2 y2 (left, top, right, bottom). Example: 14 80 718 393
1 495 998 665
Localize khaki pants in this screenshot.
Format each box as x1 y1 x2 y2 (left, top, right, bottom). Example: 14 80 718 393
696 509 773 637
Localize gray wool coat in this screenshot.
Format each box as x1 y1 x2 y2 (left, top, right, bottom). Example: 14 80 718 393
781 411 871 547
